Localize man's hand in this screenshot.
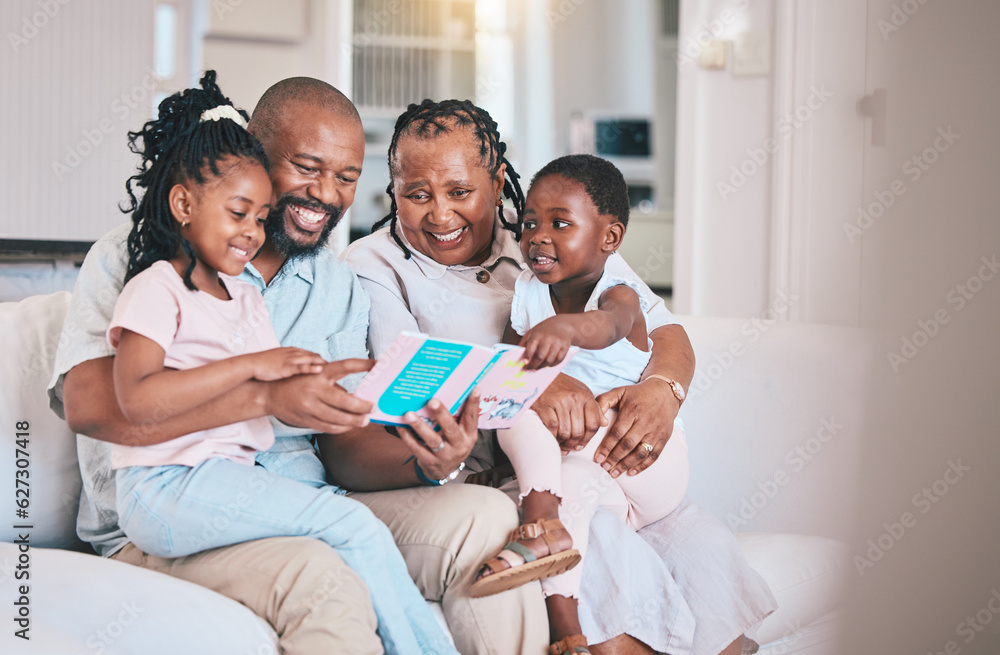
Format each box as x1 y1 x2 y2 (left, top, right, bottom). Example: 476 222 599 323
532 373 608 453
398 389 480 480
266 358 375 434
594 378 680 478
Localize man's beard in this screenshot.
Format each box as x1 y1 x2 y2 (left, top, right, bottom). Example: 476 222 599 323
265 194 341 258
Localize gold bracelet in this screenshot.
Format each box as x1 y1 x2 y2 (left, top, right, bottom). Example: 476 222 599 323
642 374 686 404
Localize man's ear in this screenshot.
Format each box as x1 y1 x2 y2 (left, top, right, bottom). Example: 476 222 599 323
168 183 194 226
602 220 625 253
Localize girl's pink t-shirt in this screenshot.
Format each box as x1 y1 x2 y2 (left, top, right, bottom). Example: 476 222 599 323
106 260 279 469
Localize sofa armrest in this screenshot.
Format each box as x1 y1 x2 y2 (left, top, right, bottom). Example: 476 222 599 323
675 315 872 539
0 543 278 653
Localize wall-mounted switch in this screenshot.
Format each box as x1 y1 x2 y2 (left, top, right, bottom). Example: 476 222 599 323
698 40 729 70
732 30 771 76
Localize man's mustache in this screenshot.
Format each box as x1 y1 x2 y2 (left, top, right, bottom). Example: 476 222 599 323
270 195 342 224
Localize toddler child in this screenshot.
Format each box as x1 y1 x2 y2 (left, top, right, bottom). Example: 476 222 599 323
469 154 690 655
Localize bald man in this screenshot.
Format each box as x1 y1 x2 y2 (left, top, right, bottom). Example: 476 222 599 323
50 76 547 655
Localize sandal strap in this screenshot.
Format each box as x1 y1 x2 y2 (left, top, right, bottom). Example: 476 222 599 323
483 555 515 575
502 540 537 563
482 539 538 576
513 518 566 541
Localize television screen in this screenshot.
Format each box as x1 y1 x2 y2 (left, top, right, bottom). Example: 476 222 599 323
593 119 651 157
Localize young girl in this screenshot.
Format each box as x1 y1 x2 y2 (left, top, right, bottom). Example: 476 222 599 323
108 72 456 655
469 154 690 654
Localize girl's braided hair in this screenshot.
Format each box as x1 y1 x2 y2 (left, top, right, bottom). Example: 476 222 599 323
371 99 524 259
121 70 269 290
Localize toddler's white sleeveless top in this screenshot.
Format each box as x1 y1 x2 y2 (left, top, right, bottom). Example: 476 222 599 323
510 268 653 396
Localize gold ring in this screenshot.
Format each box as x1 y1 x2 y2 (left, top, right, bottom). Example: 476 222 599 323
640 442 654 454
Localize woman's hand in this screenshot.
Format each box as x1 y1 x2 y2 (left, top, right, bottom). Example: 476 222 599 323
465 462 515 488
249 347 326 381
594 378 680 477
398 389 481 480
532 373 608 453
519 318 575 370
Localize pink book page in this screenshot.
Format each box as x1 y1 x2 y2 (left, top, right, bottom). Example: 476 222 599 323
475 347 576 430
354 332 495 426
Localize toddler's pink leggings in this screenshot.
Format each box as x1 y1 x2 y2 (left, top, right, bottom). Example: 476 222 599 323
498 408 689 599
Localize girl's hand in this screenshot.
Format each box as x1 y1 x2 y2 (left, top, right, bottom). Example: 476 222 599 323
249 347 326 381
519 318 574 370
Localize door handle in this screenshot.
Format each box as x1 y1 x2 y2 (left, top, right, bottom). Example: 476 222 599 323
858 89 887 147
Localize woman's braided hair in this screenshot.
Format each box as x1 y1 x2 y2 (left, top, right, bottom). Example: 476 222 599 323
371 99 524 259
121 70 269 290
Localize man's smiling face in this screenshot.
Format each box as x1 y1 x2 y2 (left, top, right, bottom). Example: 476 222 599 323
259 99 365 257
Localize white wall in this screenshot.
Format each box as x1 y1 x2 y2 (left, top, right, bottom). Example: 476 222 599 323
672 0 775 318
673 0 869 325
550 0 656 157
1 1 156 242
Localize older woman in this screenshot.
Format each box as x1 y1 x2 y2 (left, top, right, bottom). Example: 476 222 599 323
344 99 776 655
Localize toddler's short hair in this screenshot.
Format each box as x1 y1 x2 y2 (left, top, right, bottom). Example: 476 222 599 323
530 154 630 228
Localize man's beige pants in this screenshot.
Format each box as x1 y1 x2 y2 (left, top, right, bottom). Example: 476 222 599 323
114 483 548 654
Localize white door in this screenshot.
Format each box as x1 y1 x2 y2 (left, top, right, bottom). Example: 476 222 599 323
841 2 1000 653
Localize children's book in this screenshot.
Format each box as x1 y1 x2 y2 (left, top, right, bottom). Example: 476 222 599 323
355 332 576 430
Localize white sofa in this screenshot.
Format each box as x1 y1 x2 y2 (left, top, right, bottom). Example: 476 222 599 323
0 291 868 654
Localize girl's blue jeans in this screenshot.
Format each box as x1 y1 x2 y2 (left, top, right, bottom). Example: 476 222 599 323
116 456 457 655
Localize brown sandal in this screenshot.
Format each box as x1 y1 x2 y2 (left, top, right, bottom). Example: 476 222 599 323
467 518 581 598
549 635 591 655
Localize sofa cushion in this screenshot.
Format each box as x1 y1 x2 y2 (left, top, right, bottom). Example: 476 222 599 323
0 543 278 653
737 532 846 646
0 292 86 550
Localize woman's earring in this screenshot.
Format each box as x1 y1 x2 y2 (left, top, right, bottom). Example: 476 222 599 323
181 220 190 228
496 198 503 207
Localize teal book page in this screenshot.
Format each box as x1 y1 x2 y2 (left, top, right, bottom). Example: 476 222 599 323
378 340 473 416
354 332 495 426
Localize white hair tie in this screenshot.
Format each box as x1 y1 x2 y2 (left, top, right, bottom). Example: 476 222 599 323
199 104 248 128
